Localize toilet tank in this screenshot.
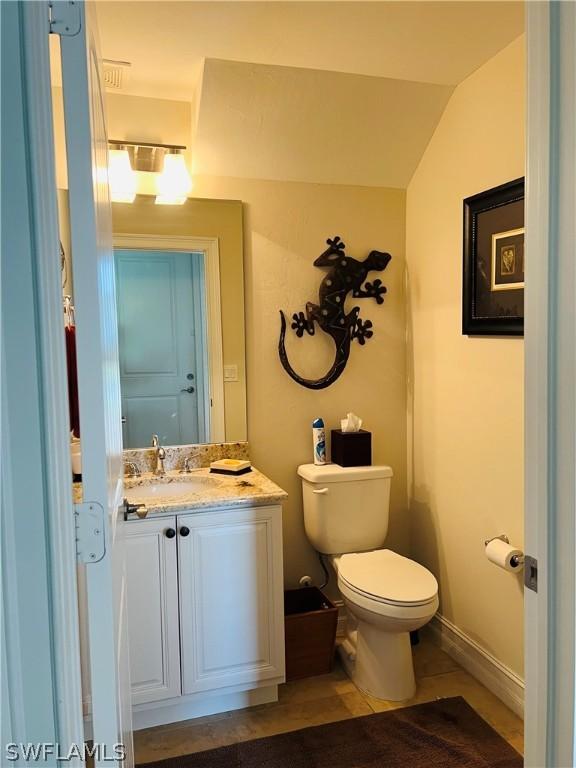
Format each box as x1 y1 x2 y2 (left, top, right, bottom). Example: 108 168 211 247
298 464 393 554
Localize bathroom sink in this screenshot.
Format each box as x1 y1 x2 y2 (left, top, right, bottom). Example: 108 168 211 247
126 477 217 502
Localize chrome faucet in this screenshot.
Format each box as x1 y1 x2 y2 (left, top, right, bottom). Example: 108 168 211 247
151 434 166 476
179 454 199 474
124 461 141 478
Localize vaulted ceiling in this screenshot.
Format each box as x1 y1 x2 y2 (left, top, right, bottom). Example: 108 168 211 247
193 58 454 187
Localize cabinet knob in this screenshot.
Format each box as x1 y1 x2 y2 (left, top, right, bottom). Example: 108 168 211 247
179 526 190 537
165 528 176 539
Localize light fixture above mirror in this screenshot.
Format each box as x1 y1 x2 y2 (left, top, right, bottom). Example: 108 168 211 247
108 146 137 203
156 153 192 205
107 140 193 205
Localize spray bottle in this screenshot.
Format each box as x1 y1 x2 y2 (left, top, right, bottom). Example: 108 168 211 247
312 417 327 465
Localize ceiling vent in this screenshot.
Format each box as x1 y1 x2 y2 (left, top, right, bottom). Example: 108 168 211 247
102 59 131 90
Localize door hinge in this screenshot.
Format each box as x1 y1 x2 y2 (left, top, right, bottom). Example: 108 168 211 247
48 1 81 36
74 502 106 564
524 555 538 592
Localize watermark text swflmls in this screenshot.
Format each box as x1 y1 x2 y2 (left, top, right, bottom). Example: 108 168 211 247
5 742 126 762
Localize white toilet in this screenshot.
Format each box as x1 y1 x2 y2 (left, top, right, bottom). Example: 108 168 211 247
298 463 438 701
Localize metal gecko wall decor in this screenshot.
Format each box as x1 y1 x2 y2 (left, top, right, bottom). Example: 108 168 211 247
278 236 392 389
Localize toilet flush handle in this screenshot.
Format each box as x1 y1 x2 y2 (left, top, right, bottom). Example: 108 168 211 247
312 487 329 495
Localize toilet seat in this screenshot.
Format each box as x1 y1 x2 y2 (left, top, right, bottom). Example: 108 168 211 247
336 549 438 607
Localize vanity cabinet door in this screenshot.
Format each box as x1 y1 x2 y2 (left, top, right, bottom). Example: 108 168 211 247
126 517 181 705
178 506 285 695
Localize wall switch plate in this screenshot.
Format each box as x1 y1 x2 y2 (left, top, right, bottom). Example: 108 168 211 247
223 364 239 382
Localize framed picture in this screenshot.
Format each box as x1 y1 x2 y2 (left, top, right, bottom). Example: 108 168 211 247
463 178 524 336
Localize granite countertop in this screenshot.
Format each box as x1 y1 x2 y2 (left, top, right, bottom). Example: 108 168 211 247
74 466 287 518
124 466 287 516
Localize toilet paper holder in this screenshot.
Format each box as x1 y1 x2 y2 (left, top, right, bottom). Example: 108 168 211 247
484 534 525 568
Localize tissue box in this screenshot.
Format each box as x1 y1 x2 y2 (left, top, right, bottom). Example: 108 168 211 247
331 429 372 467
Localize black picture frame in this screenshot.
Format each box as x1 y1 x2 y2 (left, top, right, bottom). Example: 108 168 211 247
462 178 525 336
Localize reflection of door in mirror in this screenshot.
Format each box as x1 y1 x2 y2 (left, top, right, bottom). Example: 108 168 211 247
115 249 210 448
112 200 246 446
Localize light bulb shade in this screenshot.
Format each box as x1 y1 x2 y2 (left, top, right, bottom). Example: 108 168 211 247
155 152 192 205
108 148 137 203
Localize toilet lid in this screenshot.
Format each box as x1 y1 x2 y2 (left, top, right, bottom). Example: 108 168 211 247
337 549 438 606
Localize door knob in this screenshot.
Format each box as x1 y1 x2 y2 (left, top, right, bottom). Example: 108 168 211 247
179 526 190 537
186 373 194 380
180 386 195 394
165 528 176 539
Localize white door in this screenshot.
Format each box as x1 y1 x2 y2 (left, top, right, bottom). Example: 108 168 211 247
114 249 203 447
59 3 133 765
125 518 181 705
178 506 285 695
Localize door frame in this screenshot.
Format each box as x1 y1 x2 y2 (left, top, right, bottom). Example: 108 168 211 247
113 234 225 443
524 2 576 766
1 0 85 760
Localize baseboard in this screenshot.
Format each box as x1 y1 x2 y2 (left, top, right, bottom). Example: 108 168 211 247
425 614 524 719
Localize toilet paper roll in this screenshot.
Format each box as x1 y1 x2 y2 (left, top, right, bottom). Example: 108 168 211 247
485 538 524 572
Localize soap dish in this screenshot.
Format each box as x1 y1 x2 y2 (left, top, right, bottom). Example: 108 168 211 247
210 459 252 475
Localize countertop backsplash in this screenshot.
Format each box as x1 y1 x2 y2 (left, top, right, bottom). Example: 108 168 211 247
123 441 250 475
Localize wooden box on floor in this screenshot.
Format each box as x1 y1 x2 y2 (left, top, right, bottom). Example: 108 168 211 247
284 587 338 681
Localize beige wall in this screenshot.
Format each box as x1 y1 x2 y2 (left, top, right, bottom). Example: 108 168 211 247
193 175 408 589
106 92 191 150
57 189 73 295
112 196 247 443
406 37 525 676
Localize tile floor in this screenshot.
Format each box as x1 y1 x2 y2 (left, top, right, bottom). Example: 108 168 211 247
134 637 524 765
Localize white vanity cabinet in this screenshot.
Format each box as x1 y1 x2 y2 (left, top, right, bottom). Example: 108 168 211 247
124 503 285 728
178 505 285 694
125 516 181 705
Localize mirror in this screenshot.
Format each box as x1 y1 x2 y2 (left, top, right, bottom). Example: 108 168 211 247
112 196 247 448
